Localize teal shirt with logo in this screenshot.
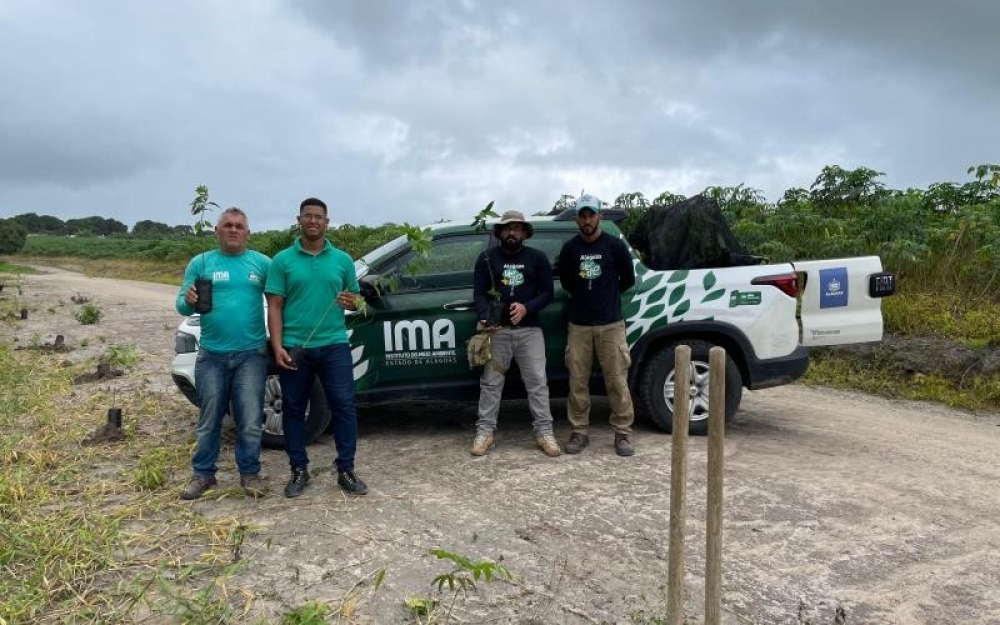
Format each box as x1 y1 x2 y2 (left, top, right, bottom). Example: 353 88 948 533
265 238 359 347
175 249 271 352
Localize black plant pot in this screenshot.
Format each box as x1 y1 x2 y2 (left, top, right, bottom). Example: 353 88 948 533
194 278 214 313
288 346 307 368
107 408 122 428
487 300 508 327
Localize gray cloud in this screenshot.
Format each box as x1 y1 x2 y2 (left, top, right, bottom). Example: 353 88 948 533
0 0 997 231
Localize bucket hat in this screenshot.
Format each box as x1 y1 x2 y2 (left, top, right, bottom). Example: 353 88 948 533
493 210 533 238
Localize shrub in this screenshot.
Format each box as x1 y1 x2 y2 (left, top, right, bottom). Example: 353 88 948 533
0 218 27 254
75 302 102 325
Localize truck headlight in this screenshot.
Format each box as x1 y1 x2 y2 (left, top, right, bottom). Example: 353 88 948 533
174 331 197 354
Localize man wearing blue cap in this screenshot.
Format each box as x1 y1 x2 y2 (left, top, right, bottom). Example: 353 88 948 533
557 194 637 456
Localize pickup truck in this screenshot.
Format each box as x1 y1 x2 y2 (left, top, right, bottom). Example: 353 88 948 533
171 209 895 448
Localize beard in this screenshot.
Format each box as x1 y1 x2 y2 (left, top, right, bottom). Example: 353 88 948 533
502 236 523 252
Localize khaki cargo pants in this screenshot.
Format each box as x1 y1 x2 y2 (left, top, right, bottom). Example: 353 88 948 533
565 321 634 435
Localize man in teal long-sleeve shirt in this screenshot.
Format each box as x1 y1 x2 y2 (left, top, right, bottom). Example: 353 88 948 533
175 207 271 500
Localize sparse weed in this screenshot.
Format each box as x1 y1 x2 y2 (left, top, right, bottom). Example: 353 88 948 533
70 293 90 304
102 343 141 369
74 302 102 325
281 601 333 624
134 448 172 490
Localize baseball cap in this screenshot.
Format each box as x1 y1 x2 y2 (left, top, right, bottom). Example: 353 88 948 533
574 194 602 214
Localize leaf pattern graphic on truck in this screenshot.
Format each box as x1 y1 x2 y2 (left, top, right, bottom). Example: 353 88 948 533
622 257 726 346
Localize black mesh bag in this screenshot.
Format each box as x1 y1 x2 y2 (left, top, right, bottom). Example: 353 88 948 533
628 194 759 270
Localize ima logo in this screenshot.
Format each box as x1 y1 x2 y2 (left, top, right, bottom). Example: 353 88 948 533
383 320 456 352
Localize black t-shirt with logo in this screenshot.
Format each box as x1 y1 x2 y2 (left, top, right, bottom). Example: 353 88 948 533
473 245 553 328
557 232 636 326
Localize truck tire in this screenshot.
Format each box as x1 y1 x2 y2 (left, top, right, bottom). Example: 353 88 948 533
261 375 332 449
638 340 742 435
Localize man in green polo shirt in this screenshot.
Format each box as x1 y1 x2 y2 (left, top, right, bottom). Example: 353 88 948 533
265 197 367 498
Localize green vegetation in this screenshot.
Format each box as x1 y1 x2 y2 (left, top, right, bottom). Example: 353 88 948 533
405 549 512 624
102 342 142 369
74 302 102 325
0 218 28 254
0 346 269 622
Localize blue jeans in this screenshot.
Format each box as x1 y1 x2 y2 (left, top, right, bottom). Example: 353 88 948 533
278 342 358 472
192 346 269 478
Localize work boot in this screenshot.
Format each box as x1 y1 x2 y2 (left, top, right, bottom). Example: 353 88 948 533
180 475 217 500
337 470 369 496
536 434 562 457
470 431 495 456
564 432 589 454
240 474 267 499
614 433 635 457
283 466 310 498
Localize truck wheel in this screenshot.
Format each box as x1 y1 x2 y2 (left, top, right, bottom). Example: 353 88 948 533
261 375 332 449
638 340 742 435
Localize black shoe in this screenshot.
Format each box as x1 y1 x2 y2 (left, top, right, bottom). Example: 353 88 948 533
564 432 590 454
284 467 310 498
337 470 369 496
180 475 217 500
615 433 635 457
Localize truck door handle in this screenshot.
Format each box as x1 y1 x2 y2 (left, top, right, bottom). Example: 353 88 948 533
443 300 475 311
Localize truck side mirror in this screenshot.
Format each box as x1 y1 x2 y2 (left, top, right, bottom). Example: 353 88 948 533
359 275 382 301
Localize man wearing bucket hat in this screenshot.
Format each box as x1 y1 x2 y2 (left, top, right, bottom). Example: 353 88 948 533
557 194 637 456
471 210 561 457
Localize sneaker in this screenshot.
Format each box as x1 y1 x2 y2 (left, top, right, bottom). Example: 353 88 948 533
470 432 495 456
337 470 369 496
536 434 562 457
283 466 310 498
180 475 217 500
614 433 635 457
564 432 589 454
240 474 267 499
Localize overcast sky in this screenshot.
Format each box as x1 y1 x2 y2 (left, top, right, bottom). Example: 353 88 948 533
1 0 997 232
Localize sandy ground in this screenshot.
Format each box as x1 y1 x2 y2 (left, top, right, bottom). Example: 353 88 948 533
6 267 1000 624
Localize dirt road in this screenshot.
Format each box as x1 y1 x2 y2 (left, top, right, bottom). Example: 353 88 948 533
10 267 1000 624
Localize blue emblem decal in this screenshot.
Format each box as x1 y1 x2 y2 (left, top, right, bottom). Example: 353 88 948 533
819 267 848 308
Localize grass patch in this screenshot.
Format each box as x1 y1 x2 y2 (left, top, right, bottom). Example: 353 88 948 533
8 256 185 286
0 344 266 622
803 351 1000 412
884 287 1000 343
0 260 38 275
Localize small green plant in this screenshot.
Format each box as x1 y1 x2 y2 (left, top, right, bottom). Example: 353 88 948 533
281 601 332 624
469 200 499 232
102 343 141 369
134 448 171 490
408 548 512 624
190 184 219 235
404 596 437 620
75 302 102 325
29 332 41 348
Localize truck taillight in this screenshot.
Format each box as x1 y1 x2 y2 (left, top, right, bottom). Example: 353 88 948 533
751 272 800 298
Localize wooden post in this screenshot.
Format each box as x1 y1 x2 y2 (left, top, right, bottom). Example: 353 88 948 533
705 347 726 624
667 344 691 625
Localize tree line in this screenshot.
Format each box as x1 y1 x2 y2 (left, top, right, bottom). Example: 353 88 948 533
3 164 999 299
